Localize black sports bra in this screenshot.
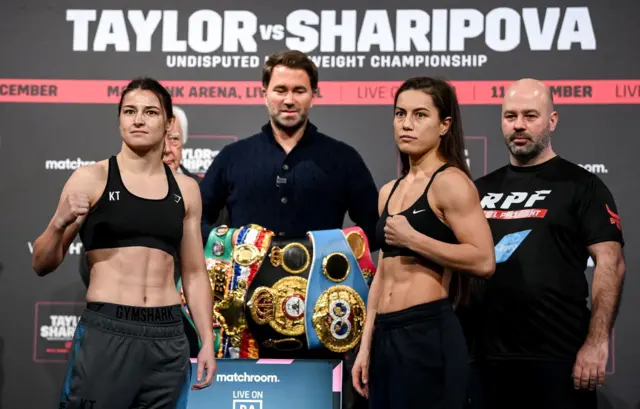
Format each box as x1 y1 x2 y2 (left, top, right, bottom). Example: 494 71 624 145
375 164 459 272
79 155 185 257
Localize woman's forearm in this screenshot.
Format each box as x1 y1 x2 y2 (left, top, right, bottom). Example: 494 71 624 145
406 230 494 277
32 219 79 276
359 262 384 353
183 271 215 346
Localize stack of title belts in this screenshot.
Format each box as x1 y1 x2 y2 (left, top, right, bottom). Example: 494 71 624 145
177 224 377 359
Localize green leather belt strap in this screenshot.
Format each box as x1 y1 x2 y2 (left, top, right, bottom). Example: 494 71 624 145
204 225 236 262
206 225 236 353
179 225 236 352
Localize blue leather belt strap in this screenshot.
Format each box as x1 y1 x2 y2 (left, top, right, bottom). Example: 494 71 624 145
305 229 369 350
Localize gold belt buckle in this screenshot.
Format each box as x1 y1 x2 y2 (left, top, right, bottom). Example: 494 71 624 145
207 261 232 302
312 285 366 353
247 276 307 337
269 242 310 275
214 287 247 347
233 244 261 266
215 225 229 237
322 252 351 283
345 230 366 259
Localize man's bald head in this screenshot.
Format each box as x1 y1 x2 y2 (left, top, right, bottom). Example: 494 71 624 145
503 78 554 114
501 78 558 166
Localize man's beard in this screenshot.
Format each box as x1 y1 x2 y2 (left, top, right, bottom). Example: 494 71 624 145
505 128 551 163
271 111 307 133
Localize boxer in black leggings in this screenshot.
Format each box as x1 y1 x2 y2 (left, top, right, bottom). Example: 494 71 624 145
31 77 216 408
351 77 496 409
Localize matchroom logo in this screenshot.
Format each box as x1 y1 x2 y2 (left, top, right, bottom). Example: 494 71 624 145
45 157 96 170
33 301 84 363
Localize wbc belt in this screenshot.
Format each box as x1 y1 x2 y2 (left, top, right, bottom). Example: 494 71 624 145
177 224 235 354
246 236 313 354
215 224 273 359
205 225 236 358
305 229 369 353
342 226 377 286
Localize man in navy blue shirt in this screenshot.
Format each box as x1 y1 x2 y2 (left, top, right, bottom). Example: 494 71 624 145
200 50 379 250
199 50 378 409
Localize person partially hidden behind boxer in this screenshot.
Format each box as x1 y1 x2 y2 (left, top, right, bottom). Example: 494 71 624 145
31 77 216 409
351 77 496 409
163 105 201 182
468 79 626 409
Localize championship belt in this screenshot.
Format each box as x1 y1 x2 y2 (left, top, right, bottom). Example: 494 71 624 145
342 226 377 286
177 225 235 354
216 224 273 359
305 229 369 353
246 236 313 354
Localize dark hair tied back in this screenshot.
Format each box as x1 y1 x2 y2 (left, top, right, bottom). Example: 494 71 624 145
394 77 471 180
394 77 481 307
118 77 174 120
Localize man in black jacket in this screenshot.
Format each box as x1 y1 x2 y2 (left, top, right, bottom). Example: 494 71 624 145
199 50 378 409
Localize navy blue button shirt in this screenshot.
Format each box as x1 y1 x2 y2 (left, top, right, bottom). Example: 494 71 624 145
200 121 380 251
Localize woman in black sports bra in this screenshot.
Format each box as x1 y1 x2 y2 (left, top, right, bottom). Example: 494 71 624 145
31 78 215 408
351 77 496 409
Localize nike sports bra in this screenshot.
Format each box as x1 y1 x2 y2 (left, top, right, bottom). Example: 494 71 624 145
375 164 459 272
79 155 185 257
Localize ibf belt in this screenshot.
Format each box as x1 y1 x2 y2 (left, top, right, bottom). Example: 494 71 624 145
215 224 273 359
342 226 377 286
305 229 369 353
246 236 313 353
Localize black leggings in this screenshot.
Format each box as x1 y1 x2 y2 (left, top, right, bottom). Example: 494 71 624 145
368 298 469 409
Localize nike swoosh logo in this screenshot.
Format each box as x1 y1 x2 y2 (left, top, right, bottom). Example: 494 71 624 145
413 209 426 214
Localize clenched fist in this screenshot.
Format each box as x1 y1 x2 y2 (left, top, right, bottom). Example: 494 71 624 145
55 193 90 229
384 215 416 248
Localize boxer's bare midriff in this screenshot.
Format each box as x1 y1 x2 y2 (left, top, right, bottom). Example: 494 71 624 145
376 255 451 314
85 247 181 307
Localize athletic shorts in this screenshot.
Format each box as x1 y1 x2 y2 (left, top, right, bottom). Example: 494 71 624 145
368 298 470 409
468 360 598 409
58 302 191 409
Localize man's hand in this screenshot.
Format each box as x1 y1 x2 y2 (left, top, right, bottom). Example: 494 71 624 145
573 338 609 390
192 344 217 390
383 215 416 248
573 241 624 391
